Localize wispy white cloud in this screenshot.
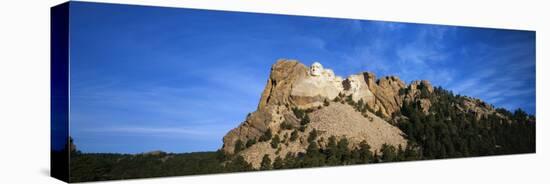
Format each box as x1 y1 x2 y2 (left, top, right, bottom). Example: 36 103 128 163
340 42 391 74
337 25 456 87
447 38 535 111
333 22 533 114
396 27 452 65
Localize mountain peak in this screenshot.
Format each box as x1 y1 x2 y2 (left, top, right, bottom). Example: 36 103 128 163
221 59 503 168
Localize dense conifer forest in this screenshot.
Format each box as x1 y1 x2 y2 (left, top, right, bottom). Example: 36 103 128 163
67 85 535 182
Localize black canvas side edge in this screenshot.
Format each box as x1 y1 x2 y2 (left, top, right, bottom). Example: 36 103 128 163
51 2 70 183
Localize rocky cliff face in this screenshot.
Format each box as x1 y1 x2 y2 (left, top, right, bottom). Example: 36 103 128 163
221 59 500 168
222 60 307 155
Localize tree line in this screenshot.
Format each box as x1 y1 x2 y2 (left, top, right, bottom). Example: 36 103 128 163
68 85 535 181
396 86 535 159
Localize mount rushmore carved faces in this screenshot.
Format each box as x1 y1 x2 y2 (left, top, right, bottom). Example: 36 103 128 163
309 62 323 77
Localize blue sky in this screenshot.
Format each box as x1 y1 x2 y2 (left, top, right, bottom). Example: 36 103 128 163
68 2 535 153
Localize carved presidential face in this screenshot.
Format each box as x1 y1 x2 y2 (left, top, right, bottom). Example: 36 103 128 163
310 62 323 76
323 69 335 79
348 77 360 91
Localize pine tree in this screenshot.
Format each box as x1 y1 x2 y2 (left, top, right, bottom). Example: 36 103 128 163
227 155 253 172
357 99 364 111
337 137 350 164
260 154 272 170
282 153 296 168
280 121 293 130
290 130 299 142
245 139 257 148
273 156 284 169
300 114 311 126
358 140 373 163
304 141 323 167
326 136 339 165
307 129 318 143
271 135 280 149
234 139 244 153
380 144 397 162
259 128 273 142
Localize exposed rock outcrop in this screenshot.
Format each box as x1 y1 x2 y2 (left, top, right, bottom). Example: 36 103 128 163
221 59 500 168
363 73 408 118
222 59 415 168
238 103 406 168
223 59 307 155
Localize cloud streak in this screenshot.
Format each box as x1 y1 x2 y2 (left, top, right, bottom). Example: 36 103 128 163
325 20 534 114
68 6 535 153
